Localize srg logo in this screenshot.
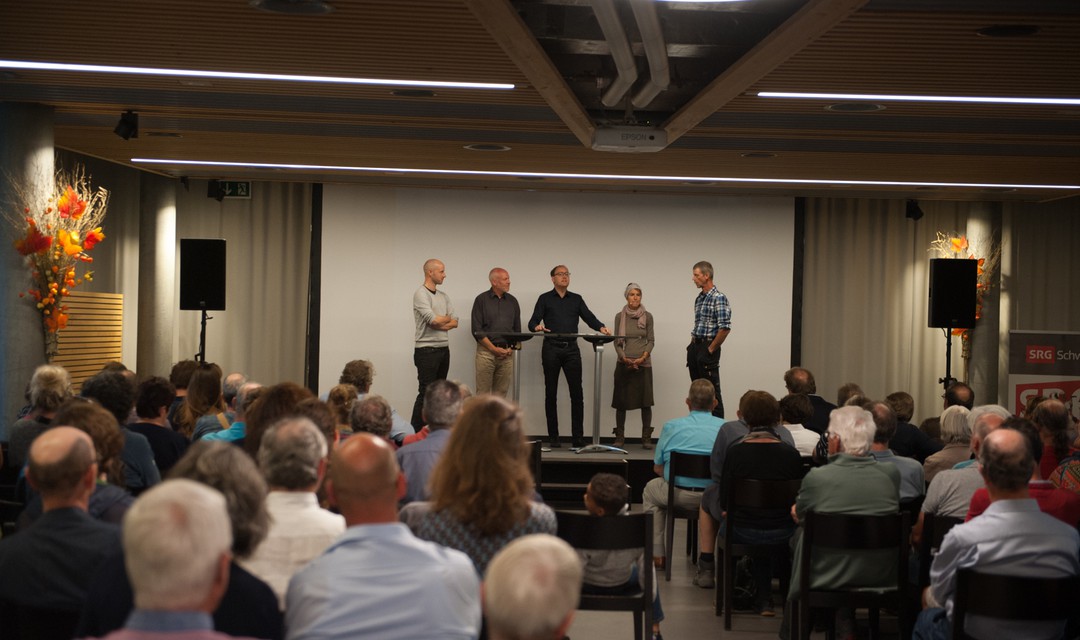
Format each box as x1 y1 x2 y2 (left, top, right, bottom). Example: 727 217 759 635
1026 345 1056 364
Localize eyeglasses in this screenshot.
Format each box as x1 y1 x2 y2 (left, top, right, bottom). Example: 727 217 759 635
553 271 570 277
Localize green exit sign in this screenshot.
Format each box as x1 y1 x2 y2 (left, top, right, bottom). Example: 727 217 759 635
219 181 251 199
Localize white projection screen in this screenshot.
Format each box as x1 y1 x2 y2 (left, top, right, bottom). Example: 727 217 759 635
320 185 794 441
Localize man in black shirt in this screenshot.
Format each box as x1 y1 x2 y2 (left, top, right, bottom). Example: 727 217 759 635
471 267 521 397
528 265 610 448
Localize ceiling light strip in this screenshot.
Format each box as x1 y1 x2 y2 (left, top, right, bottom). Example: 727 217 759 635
130 158 1080 190
0 60 514 90
758 91 1080 106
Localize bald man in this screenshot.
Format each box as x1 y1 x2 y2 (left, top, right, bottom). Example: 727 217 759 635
0 427 122 621
285 433 480 640
471 267 521 397
412 258 459 428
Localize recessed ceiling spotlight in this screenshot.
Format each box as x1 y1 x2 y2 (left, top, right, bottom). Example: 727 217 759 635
976 25 1040 38
464 144 511 152
392 89 436 98
740 152 776 159
250 0 334 14
825 102 885 112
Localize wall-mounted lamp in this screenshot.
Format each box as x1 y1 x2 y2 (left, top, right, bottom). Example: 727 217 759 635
905 199 925 221
114 110 139 140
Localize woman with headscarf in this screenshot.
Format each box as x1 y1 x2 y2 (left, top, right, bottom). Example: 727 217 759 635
611 282 655 449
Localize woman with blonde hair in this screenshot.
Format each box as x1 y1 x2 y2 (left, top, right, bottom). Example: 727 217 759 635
410 396 555 574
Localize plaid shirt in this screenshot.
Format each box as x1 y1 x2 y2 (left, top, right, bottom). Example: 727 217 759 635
692 286 731 338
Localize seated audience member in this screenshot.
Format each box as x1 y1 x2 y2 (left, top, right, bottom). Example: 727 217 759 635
286 433 480 639
167 359 200 426
885 391 943 463
783 367 836 435
7 363 72 469
836 382 863 408
326 383 358 437
202 382 262 445
866 400 925 501
349 394 396 444
335 359 414 445
81 370 160 494
86 480 242 640
77 441 282 640
964 417 1080 527
783 406 900 639
1032 399 1077 481
0 428 121 627
485 534 583 640
922 406 971 483
581 473 664 638
1049 446 1080 494
910 405 1010 547
409 396 556 575
243 417 345 608
128 376 189 474
696 390 798 584
244 382 315 458
181 363 229 441
915 429 1080 640
397 379 463 504
698 392 802 614
779 392 822 456
920 382 975 443
18 400 132 528
643 379 724 572
222 372 247 416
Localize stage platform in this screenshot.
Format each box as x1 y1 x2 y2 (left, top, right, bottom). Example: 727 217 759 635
532 437 659 509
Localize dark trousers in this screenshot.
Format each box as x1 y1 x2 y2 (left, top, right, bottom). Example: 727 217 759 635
412 346 450 428
541 340 584 441
687 340 724 418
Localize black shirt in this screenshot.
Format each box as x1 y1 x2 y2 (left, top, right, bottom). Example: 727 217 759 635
528 289 605 335
471 289 521 346
127 421 190 474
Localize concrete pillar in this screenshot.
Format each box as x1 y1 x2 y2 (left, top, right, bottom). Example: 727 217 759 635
965 202 1003 406
136 173 177 378
0 103 53 419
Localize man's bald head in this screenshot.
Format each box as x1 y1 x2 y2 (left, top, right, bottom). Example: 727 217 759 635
979 428 1034 493
329 433 401 517
28 426 97 502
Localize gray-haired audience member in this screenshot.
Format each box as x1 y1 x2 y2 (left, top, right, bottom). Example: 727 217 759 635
335 359 414 445
7 363 72 468
0 427 121 623
484 534 583 640
243 417 345 608
915 428 1080 640
866 401 925 501
922 405 971 483
285 433 480 639
349 394 394 442
223 372 248 414
89 480 239 640
397 379 464 504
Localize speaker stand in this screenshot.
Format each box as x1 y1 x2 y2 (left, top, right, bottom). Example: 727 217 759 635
197 305 213 364
938 327 957 392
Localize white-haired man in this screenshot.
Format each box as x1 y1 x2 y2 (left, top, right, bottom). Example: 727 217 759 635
471 267 520 397
484 534 583 640
89 479 244 639
243 417 345 608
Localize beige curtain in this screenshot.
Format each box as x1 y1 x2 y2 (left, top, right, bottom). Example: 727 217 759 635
1004 199 1080 330
174 181 311 385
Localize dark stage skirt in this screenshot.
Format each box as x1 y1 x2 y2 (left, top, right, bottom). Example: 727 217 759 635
611 362 654 410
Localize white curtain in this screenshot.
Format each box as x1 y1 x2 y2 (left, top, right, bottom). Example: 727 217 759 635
174 181 311 385
1004 199 1080 331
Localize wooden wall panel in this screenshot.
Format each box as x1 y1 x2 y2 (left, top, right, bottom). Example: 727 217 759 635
51 291 124 392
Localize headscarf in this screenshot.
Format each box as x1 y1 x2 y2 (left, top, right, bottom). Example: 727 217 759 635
615 283 647 349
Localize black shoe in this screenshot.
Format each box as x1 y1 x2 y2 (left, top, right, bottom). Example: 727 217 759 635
572 438 586 449
549 438 562 449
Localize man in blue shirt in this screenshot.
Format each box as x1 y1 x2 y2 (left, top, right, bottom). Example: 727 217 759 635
528 265 610 449
642 379 724 569
688 261 731 419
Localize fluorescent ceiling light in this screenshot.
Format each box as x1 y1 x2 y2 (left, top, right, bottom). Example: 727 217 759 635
130 158 1080 191
758 91 1080 106
0 59 514 91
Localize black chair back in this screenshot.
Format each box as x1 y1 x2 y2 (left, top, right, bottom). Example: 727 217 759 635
527 440 543 491
917 512 963 587
556 510 653 640
0 600 81 640
663 451 710 581
952 570 1080 640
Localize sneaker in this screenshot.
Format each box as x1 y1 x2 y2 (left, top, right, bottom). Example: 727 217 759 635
693 567 715 589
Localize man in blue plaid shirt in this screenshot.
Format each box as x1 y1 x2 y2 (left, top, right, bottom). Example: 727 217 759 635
688 261 731 418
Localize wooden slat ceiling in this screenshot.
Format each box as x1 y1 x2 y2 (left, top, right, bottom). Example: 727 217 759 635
1 0 1078 201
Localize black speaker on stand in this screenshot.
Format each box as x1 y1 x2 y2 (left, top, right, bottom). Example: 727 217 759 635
180 239 227 363
928 258 977 392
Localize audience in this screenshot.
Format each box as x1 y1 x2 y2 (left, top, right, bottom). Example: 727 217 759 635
348 394 395 443
286 433 480 639
642 379 724 574
244 382 316 458
778 393 820 456
922 405 971 483
0 427 121 638
485 534 583 640
920 382 974 442
202 381 262 444
85 480 239 640
6 363 71 469
335 359 414 445
782 367 835 435
243 417 345 608
865 400 925 502
81 370 160 494
167 359 200 426
885 390 943 463
181 363 229 440
397 379 463 504
326 383 358 437
1032 399 1076 481
128 376 189 474
409 395 556 575
915 428 1080 640
836 382 863 408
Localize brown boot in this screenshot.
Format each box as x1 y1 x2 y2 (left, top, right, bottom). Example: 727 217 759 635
641 426 654 450
612 426 625 448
